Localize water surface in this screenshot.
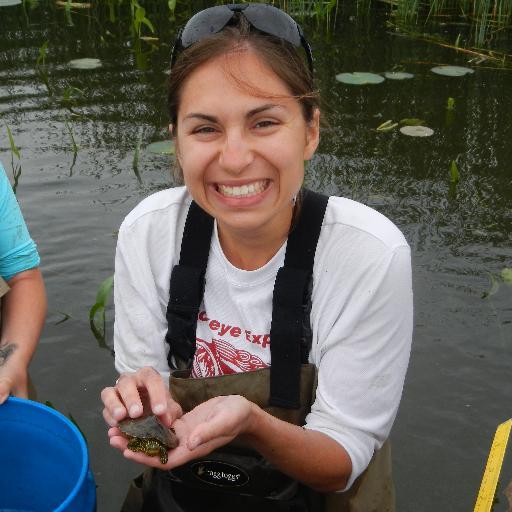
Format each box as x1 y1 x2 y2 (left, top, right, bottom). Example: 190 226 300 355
1 3 511 511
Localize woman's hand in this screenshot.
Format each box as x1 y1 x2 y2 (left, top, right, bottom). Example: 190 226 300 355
108 394 256 470
0 268 46 405
0 351 28 403
101 366 183 455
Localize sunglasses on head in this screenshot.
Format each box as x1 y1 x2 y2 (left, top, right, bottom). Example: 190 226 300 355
170 3 314 75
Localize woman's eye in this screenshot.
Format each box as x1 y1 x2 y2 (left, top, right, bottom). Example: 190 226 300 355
254 120 277 129
193 126 216 134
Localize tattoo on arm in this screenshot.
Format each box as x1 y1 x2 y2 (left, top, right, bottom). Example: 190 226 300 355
0 342 18 367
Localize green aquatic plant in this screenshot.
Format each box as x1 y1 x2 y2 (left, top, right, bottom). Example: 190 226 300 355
64 121 78 154
35 41 53 95
36 40 48 68
131 0 155 37
89 275 115 354
393 0 512 48
132 130 142 184
61 85 83 114
449 159 460 184
448 159 460 198
502 268 512 285
482 268 512 298
376 120 398 132
4 123 22 193
44 400 88 443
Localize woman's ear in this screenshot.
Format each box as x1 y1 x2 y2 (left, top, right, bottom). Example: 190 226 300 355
303 109 320 161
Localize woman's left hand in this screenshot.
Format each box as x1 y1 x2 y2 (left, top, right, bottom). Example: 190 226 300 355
109 394 255 469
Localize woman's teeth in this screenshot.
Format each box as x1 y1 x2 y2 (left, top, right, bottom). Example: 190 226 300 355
217 180 268 198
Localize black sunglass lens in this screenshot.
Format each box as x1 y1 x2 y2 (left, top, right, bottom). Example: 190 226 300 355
180 6 235 48
243 4 301 47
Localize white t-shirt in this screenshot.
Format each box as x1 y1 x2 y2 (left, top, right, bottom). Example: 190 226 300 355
114 186 413 490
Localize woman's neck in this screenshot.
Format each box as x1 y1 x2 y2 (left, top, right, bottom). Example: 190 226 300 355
217 212 293 271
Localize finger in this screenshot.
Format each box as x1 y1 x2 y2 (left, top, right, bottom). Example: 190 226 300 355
186 407 240 450
109 434 129 453
116 374 145 419
157 396 182 427
101 386 128 422
103 407 119 427
140 369 171 417
108 427 122 438
0 380 10 404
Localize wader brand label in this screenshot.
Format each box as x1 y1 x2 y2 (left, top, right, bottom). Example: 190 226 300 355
191 460 249 488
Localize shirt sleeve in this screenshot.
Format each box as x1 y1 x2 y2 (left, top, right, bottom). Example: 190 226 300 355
0 162 40 281
113 218 173 381
306 240 413 491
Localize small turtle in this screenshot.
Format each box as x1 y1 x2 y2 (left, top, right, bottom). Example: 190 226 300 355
118 415 178 464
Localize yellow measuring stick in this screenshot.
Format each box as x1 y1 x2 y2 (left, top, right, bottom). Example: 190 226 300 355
474 418 512 512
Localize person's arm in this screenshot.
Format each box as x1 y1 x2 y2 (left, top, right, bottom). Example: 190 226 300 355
0 268 46 402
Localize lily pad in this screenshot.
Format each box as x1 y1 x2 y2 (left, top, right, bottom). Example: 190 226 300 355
431 66 474 77
0 0 22 5
384 71 414 80
68 58 102 70
399 125 434 137
336 72 385 85
146 140 175 155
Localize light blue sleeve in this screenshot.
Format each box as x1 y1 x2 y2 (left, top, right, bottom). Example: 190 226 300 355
0 161 40 281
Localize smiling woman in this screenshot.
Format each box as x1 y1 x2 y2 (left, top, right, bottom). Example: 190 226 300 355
100 4 413 512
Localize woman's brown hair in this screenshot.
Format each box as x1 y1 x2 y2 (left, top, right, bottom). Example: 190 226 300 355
167 14 319 128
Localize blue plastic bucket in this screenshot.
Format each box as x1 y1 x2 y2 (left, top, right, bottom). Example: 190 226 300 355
0 397 96 511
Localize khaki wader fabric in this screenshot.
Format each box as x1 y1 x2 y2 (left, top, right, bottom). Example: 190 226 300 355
121 366 395 512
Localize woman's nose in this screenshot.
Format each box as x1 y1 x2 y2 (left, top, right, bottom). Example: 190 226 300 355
218 131 254 173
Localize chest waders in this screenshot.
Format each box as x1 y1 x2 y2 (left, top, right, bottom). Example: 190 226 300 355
124 191 394 512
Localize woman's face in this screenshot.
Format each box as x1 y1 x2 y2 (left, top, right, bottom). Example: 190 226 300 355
174 48 320 240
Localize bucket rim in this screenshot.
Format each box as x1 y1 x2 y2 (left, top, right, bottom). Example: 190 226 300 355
4 396 90 511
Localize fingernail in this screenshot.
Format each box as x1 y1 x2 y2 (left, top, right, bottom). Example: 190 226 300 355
113 407 124 419
154 404 165 415
129 405 142 417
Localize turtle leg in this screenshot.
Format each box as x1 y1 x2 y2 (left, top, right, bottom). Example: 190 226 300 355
159 446 168 465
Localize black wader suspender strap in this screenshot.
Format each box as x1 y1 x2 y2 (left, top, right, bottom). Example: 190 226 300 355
165 190 329 407
269 190 328 408
165 201 214 369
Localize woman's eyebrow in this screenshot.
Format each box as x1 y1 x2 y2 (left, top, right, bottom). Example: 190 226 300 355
246 103 284 117
182 104 285 123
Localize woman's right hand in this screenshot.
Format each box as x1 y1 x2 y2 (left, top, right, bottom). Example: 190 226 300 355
100 366 182 429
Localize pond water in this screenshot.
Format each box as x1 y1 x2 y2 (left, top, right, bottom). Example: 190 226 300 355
1 2 511 511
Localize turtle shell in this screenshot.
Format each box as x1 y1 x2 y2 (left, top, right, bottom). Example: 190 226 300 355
118 415 178 449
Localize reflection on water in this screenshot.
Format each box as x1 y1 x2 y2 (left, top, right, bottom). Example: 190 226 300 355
1 3 511 511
